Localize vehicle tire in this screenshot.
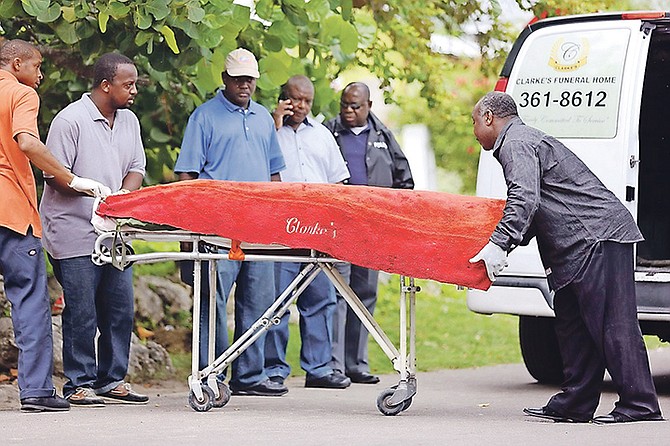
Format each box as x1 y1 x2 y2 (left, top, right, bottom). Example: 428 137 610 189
518 316 564 385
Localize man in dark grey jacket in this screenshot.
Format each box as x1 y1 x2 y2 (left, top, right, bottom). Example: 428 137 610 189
470 91 662 424
325 82 413 384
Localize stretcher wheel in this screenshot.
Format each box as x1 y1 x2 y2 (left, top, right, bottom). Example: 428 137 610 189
401 397 413 411
188 385 215 412
212 381 231 408
376 388 404 416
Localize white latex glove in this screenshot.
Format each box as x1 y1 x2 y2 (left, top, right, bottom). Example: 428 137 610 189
68 175 112 198
469 241 508 282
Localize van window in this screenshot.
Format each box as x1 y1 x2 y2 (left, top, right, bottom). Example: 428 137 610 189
509 29 630 139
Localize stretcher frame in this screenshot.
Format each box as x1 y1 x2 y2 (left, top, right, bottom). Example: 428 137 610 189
93 228 418 415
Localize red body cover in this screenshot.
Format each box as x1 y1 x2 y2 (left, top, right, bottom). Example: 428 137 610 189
97 180 505 290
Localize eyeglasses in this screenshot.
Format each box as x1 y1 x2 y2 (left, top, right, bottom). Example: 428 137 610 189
340 101 364 110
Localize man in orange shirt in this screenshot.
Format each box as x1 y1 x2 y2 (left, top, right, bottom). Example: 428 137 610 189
0 39 109 412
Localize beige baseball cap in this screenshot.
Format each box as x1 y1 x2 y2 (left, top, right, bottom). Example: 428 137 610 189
225 48 260 79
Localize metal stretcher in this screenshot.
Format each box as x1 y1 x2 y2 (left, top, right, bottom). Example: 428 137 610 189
93 227 419 416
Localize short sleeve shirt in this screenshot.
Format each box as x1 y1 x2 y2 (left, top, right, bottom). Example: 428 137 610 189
0 70 42 236
39 93 146 259
276 116 349 184
174 91 285 181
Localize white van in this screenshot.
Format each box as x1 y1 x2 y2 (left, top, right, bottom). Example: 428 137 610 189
467 11 670 384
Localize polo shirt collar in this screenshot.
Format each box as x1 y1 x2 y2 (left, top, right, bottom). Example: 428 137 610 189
217 90 257 114
81 93 109 123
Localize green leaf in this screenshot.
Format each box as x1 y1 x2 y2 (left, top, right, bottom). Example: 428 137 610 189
99 12 110 33
264 34 282 52
135 31 153 46
340 0 352 21
172 17 201 40
146 0 171 21
338 21 358 54
231 4 250 26
21 0 49 17
61 5 76 22
135 8 153 30
108 1 131 18
150 126 171 143
268 19 298 48
54 20 79 45
158 24 180 54
187 4 205 23
0 1 23 17
36 2 60 23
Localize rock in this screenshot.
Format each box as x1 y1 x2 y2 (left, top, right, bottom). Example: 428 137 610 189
0 317 17 370
127 333 174 381
134 275 166 323
143 275 192 315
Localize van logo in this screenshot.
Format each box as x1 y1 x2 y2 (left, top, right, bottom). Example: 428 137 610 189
548 38 589 72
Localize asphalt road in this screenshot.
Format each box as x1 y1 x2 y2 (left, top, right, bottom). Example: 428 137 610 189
2 347 670 445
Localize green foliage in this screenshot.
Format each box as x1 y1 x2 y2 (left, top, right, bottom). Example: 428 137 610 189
131 240 179 277
1 0 514 186
1 0 653 191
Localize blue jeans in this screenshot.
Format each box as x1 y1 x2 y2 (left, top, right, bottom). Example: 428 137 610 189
0 227 55 399
50 255 134 397
265 262 336 379
183 256 275 389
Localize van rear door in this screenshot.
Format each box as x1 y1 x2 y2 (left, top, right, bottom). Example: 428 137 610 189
475 17 651 284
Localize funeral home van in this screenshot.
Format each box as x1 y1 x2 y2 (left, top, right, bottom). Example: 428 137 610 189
467 11 670 384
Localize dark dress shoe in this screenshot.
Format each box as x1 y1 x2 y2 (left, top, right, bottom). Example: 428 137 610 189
593 412 665 424
305 372 351 389
347 372 380 384
523 406 588 423
21 395 70 412
231 378 288 396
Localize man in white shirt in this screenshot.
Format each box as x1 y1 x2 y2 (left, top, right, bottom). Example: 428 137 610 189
264 75 352 389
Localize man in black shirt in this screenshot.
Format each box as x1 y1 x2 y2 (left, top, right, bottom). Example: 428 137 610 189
470 91 662 424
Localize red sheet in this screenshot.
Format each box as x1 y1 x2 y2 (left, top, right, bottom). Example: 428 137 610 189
97 180 505 290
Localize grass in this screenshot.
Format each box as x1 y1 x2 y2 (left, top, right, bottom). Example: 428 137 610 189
284 276 522 377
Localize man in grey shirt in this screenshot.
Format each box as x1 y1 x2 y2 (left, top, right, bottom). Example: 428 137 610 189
40 53 148 406
470 92 662 424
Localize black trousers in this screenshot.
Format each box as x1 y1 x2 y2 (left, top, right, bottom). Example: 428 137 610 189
546 241 661 420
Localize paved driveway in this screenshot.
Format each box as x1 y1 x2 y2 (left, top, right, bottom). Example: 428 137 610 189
2 347 669 445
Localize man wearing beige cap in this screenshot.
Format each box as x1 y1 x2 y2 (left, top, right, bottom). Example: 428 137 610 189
175 48 287 396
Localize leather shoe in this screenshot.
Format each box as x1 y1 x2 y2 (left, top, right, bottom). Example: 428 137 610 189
523 406 588 423
305 372 351 389
231 379 288 396
21 395 70 412
593 412 665 424
347 371 380 384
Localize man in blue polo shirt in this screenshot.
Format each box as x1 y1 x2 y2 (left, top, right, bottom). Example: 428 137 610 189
174 48 287 397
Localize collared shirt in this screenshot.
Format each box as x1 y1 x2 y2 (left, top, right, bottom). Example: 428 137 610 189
40 93 146 259
276 116 349 184
490 116 642 291
0 70 43 236
174 91 285 181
